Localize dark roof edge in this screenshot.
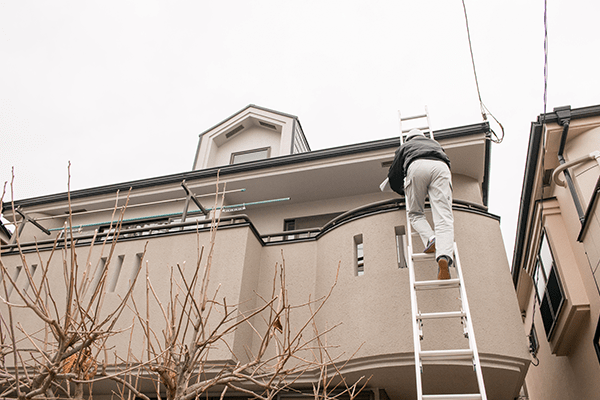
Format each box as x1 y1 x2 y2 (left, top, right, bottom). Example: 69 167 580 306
482 137 492 207
537 104 600 125
511 121 543 287
5 121 490 210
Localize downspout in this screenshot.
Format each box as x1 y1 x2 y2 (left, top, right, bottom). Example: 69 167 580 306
482 131 492 207
554 106 586 223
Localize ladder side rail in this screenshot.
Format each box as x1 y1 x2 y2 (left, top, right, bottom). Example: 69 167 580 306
453 243 488 400
425 106 434 141
398 111 404 145
406 205 424 399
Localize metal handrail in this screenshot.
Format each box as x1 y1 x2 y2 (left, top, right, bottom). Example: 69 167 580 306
1 215 254 254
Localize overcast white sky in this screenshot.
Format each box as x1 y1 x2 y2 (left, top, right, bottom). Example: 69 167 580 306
1 1 599 258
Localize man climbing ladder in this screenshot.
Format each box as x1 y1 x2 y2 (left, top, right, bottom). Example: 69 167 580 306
387 128 454 279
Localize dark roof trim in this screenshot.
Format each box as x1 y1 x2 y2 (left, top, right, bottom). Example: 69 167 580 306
511 121 543 287
482 136 492 207
536 104 600 125
5 121 490 210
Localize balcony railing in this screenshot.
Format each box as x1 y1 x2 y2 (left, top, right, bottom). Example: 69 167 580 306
0 215 258 255
2 198 494 254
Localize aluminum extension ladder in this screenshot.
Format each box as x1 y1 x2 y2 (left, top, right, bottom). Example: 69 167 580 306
398 106 434 144
405 201 487 400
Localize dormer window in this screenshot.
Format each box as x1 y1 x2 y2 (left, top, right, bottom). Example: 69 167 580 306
230 147 270 164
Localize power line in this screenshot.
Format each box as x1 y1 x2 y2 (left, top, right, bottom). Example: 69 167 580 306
461 0 505 143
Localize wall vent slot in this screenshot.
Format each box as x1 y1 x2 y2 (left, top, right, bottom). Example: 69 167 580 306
381 161 393 168
259 121 277 130
225 125 244 138
108 255 124 293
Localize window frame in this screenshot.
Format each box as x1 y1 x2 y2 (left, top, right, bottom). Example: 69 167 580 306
534 230 565 339
354 234 364 276
230 147 271 165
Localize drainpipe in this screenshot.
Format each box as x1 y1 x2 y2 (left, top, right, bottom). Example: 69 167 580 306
554 106 586 223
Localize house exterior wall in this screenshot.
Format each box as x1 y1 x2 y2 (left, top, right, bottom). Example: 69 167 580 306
208 126 281 167
193 105 306 170
1 108 529 399
1 199 529 399
513 105 600 400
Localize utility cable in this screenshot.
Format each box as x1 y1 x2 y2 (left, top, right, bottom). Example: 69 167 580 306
528 0 549 369
461 0 505 143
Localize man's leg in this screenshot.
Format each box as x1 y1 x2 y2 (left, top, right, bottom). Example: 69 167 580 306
406 160 435 247
427 161 454 261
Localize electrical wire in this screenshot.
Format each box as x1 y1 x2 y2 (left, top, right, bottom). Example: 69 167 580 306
461 0 505 144
527 0 549 369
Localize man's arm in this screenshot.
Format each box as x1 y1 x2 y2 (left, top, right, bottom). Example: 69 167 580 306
387 147 405 196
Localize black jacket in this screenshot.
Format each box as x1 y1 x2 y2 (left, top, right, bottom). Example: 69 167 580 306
387 136 451 195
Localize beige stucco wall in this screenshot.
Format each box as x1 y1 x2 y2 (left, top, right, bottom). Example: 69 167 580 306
519 124 600 400
208 126 282 168
565 126 600 210
243 172 484 235
1 203 529 398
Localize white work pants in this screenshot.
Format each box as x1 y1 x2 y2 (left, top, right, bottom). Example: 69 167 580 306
405 159 454 259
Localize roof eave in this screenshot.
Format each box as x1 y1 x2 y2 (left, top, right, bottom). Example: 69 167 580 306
4 121 491 211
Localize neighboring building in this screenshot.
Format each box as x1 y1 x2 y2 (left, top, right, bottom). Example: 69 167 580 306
1 105 529 399
512 104 600 399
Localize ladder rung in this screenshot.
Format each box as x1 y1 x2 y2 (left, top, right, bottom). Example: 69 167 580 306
420 348 473 361
418 311 466 320
422 395 482 400
414 278 460 290
402 126 431 133
412 252 436 262
400 113 428 121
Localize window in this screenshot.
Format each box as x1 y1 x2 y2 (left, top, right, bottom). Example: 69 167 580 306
534 231 565 338
395 226 407 268
354 234 364 276
283 213 341 232
230 147 270 164
284 219 296 231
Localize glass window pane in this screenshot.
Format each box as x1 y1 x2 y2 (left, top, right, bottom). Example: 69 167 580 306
534 260 546 301
539 233 554 277
546 267 564 317
231 149 269 164
540 294 554 337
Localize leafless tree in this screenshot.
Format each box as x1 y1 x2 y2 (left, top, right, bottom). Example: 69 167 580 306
1 170 369 400
1 166 146 399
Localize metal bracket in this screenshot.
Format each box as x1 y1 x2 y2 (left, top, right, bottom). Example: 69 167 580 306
9 207 51 244
181 180 208 222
